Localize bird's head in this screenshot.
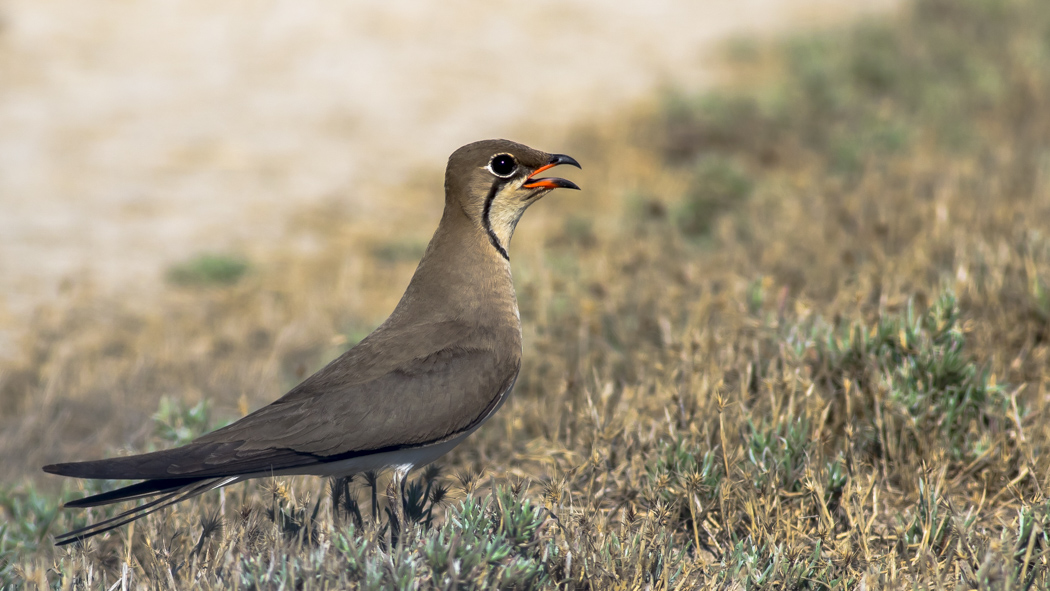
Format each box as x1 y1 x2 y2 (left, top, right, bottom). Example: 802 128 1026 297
444 139 581 259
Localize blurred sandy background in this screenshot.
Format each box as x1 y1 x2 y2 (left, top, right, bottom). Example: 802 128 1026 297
0 0 895 354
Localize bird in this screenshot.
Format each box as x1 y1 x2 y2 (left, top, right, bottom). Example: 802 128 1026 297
43 139 581 546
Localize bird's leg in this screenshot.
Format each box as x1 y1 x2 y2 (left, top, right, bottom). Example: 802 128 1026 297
400 470 409 516
364 470 380 522
385 465 412 546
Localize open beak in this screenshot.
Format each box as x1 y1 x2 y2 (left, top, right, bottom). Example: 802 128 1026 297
523 154 582 190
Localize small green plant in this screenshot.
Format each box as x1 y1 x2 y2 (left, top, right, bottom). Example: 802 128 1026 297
152 396 222 446
331 486 550 590
745 417 811 492
166 253 249 286
717 538 841 589
645 434 722 505
0 485 62 584
815 291 1007 459
1010 502 1050 588
900 475 951 556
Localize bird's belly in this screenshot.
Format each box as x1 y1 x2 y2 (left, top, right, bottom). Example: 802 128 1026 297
299 433 471 477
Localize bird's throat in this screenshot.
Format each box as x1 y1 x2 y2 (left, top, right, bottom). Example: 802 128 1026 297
481 181 529 262
481 180 510 261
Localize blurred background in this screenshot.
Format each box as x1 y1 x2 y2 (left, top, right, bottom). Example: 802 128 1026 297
0 0 894 352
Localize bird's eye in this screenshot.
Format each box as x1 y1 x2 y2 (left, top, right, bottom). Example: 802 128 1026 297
488 154 517 178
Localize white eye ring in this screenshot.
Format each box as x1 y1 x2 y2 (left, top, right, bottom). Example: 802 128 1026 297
487 153 518 178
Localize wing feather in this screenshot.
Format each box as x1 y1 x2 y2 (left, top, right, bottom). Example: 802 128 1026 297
46 320 520 482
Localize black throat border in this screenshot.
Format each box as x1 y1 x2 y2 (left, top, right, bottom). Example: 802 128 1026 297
482 180 510 261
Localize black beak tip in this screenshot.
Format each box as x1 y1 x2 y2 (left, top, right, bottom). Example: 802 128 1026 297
551 154 582 170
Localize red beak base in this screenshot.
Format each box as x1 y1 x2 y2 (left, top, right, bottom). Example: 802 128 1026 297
522 154 581 190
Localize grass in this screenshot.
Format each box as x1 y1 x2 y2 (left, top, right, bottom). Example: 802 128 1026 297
166 253 250 287
3 0 1050 587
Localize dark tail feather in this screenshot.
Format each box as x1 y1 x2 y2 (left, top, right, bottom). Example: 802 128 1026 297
65 477 205 508
55 477 232 547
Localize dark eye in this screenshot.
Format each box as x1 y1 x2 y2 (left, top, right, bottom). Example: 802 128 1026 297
488 153 517 178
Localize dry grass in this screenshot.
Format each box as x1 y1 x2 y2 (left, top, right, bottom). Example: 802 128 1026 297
4 0 1050 587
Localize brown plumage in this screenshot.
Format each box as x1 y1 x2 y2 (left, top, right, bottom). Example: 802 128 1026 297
43 139 580 545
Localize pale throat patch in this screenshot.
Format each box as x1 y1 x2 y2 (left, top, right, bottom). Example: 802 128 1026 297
487 189 529 249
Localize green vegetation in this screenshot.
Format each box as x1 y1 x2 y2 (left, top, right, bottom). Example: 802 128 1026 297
152 397 224 447
166 253 250 286
812 292 1007 460
3 0 1050 587
0 487 61 583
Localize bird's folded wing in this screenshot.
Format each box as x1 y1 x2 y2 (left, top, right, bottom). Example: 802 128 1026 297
190 344 518 462
46 327 519 481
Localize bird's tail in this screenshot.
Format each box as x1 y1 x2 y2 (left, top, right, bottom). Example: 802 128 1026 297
55 476 237 547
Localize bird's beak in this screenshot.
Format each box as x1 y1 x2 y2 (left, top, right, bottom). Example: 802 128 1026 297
523 154 582 190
